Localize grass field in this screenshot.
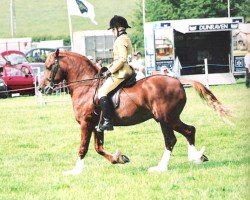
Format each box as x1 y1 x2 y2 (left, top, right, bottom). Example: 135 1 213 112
0 0 139 38
0 79 249 199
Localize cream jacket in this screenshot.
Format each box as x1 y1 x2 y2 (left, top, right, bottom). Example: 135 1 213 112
109 34 134 79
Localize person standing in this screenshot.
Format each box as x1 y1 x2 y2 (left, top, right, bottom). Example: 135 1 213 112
97 15 135 131
160 66 177 78
130 51 145 80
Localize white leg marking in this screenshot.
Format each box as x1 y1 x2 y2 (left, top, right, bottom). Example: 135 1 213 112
63 157 84 176
148 149 171 172
188 145 205 164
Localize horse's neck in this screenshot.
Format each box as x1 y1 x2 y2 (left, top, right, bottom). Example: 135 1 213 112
64 59 98 94
66 59 97 82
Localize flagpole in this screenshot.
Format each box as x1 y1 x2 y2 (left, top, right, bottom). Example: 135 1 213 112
66 0 74 51
142 0 148 75
10 0 16 37
227 0 230 17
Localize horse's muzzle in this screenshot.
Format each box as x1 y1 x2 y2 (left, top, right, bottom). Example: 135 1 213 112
39 85 54 95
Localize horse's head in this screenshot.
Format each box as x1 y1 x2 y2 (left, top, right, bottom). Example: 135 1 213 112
39 49 66 94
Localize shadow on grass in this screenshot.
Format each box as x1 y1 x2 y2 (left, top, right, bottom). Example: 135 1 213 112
117 156 249 174
171 157 249 172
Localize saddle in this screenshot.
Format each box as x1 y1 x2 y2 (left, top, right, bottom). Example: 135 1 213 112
108 73 137 109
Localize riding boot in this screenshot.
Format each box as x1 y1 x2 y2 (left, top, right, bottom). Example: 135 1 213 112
99 96 114 131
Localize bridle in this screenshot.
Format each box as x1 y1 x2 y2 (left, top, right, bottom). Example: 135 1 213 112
42 51 105 97
46 55 61 88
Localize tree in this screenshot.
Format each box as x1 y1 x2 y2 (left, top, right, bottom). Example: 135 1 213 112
130 0 249 52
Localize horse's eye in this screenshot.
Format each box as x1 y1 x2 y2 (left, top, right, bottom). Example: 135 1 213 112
46 65 52 70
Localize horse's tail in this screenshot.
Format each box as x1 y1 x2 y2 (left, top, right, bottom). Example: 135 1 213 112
179 78 231 123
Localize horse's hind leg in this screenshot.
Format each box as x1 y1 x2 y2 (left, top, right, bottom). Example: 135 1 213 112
93 130 130 164
173 120 208 164
148 122 177 172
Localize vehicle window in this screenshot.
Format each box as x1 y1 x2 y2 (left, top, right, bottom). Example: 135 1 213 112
4 53 28 65
5 66 27 77
33 50 41 61
42 49 54 61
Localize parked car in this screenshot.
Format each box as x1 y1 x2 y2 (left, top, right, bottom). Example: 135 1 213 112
29 62 69 94
0 78 8 98
0 50 36 96
25 48 55 63
25 46 71 63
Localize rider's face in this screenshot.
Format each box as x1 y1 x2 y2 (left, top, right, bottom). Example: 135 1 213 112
112 28 117 36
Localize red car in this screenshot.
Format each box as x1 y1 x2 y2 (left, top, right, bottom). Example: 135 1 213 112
0 50 36 96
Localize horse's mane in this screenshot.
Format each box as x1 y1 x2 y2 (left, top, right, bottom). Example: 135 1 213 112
58 50 99 73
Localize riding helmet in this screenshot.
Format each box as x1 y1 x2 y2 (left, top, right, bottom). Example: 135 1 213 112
108 15 131 30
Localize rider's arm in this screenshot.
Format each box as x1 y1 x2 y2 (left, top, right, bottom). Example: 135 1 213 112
109 37 128 74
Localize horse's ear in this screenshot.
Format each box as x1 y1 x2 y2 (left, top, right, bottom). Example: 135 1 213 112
55 48 60 58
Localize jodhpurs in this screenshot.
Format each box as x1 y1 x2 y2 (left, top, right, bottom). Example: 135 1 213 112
98 76 125 99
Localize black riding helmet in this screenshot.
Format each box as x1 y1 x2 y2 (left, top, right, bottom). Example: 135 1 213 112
108 15 131 30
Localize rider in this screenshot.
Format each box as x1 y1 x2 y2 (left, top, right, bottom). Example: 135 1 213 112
97 15 135 131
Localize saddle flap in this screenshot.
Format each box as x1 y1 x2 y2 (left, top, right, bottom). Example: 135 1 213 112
108 74 137 109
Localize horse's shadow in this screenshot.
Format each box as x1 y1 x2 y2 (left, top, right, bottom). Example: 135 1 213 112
172 157 248 171
122 156 248 174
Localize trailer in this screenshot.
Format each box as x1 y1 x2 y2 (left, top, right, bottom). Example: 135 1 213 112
72 30 115 63
0 37 32 53
144 17 248 85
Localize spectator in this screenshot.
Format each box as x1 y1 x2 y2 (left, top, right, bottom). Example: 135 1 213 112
130 51 145 80
160 66 177 78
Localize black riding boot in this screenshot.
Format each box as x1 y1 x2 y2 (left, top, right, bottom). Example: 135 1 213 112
99 96 114 131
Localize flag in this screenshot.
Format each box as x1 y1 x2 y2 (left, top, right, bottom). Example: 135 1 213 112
67 0 98 25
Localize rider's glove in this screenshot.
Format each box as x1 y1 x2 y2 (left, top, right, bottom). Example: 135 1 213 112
104 70 111 77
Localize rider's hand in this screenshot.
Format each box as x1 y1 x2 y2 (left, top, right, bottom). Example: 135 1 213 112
104 70 111 77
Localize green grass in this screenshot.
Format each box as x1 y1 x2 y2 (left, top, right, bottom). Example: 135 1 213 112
0 0 139 38
0 80 249 200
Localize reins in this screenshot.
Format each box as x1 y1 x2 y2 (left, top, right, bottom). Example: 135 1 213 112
47 55 105 107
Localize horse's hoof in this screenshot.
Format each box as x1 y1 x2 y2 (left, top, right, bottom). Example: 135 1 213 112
120 155 130 163
113 150 130 164
201 154 209 162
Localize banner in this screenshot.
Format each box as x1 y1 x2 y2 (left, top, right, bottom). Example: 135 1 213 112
67 0 97 25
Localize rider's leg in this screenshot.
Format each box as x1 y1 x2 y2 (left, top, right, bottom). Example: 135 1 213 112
99 96 114 130
98 77 124 131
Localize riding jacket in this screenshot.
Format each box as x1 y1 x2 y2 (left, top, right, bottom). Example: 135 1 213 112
97 33 134 99
108 34 134 79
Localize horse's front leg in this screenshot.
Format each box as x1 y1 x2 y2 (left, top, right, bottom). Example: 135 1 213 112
94 130 130 164
63 122 92 176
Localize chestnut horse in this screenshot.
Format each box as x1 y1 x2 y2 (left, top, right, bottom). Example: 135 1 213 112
39 49 229 175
